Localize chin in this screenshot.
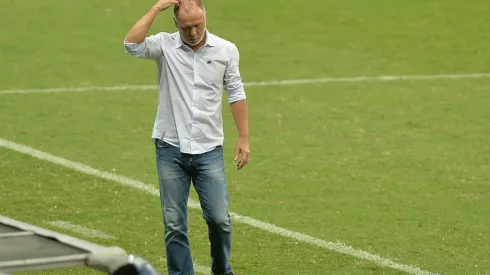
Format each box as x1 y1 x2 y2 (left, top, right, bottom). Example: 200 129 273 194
187 37 202 45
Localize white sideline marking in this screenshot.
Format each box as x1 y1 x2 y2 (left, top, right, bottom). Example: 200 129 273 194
48 220 115 240
48 220 209 274
0 73 489 95
1 138 439 275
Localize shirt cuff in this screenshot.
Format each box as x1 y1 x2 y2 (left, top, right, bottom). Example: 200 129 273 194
227 86 247 103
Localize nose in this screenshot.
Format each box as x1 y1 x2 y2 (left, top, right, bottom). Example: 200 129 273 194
190 27 198 37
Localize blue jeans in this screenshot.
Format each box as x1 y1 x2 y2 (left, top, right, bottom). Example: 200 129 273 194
154 139 233 275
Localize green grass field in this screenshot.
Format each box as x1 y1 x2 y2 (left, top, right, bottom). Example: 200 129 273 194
1 0 490 274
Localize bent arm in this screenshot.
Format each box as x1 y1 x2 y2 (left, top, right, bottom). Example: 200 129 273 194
125 6 160 43
124 1 178 60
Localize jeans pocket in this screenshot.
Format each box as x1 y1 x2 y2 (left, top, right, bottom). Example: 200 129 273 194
153 138 170 148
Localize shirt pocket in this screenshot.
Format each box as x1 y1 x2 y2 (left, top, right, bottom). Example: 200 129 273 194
196 58 227 89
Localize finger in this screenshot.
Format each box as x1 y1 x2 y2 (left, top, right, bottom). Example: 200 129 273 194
167 0 179 7
237 153 248 169
242 151 250 163
234 146 240 161
238 159 247 169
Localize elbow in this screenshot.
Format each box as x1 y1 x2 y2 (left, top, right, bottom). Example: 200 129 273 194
124 36 144 45
123 37 145 56
124 37 145 44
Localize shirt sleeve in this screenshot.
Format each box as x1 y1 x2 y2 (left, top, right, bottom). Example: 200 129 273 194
123 33 164 60
223 43 246 104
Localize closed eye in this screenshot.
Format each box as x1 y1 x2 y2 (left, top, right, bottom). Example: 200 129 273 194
181 23 203 32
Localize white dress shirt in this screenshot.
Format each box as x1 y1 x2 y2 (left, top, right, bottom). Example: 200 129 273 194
124 30 246 154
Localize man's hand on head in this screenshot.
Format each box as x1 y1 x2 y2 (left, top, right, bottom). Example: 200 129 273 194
153 0 180 12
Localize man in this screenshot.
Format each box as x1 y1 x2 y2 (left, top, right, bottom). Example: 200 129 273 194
123 0 249 274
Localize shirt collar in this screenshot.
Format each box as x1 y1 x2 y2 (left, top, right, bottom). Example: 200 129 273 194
203 30 216 47
174 29 215 49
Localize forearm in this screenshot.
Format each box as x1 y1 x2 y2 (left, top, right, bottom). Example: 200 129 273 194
125 6 160 43
230 99 249 138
